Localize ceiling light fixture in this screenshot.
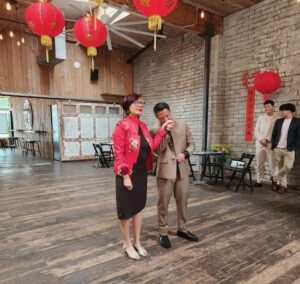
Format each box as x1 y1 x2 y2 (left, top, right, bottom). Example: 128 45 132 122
17 40 21 46
0 34 3 40
6 1 12 11
9 30 14 37
21 37 25 43
200 10 205 19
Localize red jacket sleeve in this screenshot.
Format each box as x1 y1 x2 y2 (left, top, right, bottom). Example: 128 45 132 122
112 121 130 176
146 126 166 151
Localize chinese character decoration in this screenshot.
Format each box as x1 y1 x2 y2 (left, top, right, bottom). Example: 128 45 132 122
243 70 260 142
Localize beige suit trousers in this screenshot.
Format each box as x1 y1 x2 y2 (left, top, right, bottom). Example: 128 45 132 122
256 142 276 183
274 148 295 187
157 174 189 235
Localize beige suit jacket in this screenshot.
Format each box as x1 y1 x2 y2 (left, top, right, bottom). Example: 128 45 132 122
151 120 195 179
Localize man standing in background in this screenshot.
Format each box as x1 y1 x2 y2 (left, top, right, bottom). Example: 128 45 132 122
254 100 278 187
271 103 300 193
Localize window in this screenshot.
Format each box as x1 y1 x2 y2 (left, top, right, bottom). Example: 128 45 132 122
0 97 10 138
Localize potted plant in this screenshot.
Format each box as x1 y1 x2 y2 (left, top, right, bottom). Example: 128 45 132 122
210 143 232 164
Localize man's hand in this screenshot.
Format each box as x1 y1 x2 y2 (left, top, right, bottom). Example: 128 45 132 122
176 153 185 163
123 175 133 190
260 139 268 146
161 120 174 132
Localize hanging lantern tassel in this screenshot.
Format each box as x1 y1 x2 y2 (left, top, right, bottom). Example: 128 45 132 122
148 15 162 52
148 15 162 30
41 35 52 63
88 46 97 71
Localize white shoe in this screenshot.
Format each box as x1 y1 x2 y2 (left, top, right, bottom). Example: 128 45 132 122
134 243 148 257
123 244 140 260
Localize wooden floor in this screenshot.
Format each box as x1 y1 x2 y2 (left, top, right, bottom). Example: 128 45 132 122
0 150 300 284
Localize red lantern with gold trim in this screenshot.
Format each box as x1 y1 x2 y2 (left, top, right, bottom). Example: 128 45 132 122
254 71 281 100
24 0 65 63
133 0 177 50
73 15 107 70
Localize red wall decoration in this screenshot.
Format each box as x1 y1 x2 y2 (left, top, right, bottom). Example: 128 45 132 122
242 71 260 142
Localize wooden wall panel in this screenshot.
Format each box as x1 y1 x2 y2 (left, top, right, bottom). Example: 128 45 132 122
50 42 134 99
0 32 51 96
9 97 55 159
0 31 133 100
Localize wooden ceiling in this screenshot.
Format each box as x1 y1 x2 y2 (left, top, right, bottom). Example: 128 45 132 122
0 0 265 51
183 0 265 17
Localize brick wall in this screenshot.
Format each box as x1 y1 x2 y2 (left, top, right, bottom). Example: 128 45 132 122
223 0 300 188
134 34 205 153
133 0 300 188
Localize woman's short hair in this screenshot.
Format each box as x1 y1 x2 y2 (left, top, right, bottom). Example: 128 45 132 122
122 93 141 114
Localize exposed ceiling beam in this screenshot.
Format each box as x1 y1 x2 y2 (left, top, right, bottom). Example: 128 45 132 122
182 0 225 16
105 0 223 35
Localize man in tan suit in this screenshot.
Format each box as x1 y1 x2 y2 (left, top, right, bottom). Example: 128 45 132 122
151 102 198 249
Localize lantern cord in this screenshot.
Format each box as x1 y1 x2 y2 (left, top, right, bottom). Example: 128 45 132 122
46 47 49 64
154 30 157 52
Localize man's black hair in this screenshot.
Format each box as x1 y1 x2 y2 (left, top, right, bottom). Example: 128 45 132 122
264 100 275 106
279 103 296 113
153 102 170 114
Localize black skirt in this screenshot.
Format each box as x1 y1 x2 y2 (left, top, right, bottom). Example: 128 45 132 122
115 127 150 220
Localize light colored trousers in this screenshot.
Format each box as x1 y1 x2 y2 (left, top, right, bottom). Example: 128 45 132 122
157 176 189 235
256 142 276 183
273 148 295 187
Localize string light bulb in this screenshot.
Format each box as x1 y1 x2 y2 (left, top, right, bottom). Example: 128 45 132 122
21 37 25 43
0 34 3 40
200 10 205 19
17 41 21 46
9 30 14 37
6 1 12 11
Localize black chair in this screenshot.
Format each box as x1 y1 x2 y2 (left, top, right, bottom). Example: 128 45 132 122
100 143 114 167
227 153 255 192
92 143 101 168
188 157 196 181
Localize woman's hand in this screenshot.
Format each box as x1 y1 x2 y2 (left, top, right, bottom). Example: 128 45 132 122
161 120 174 132
123 175 133 190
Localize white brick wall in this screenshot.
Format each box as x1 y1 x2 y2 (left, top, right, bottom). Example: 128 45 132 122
133 0 300 188
223 0 300 188
134 33 205 153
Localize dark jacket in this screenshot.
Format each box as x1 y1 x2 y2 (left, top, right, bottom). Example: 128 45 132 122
271 117 300 151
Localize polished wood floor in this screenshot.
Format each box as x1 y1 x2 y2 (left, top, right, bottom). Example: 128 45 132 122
0 150 300 284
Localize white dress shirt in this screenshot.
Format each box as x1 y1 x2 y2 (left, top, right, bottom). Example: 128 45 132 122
255 113 278 143
277 118 292 149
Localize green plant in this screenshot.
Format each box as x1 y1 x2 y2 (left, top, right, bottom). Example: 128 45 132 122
210 143 232 155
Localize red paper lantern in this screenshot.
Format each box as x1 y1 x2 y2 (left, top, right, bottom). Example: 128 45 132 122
24 0 65 62
133 0 177 31
254 71 281 100
73 15 107 69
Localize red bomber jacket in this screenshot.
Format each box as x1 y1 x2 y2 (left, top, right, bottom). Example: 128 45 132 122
112 115 166 176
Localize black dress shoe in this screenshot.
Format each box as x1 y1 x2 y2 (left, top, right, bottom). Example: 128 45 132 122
177 231 199 242
159 235 171 249
253 182 263 187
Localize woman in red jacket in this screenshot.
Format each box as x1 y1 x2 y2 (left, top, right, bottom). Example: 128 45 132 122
113 93 173 260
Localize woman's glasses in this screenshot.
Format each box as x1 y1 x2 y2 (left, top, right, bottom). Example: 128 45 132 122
133 100 146 106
